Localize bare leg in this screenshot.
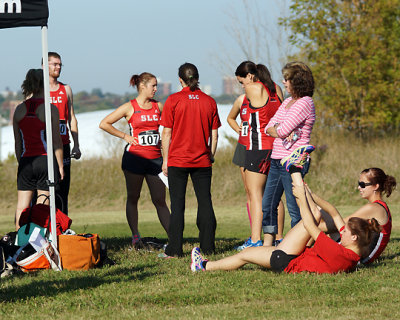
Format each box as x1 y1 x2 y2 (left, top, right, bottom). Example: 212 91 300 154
244 170 267 242
206 246 277 271
15 190 34 230
291 171 303 185
36 190 50 205
277 200 285 240
263 233 275 247
278 180 322 255
145 174 170 234
123 170 145 236
239 166 252 228
205 184 324 272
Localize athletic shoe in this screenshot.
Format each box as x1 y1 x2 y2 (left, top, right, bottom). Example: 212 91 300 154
190 247 207 272
273 239 283 247
235 237 263 251
157 252 175 259
234 237 250 251
280 145 315 172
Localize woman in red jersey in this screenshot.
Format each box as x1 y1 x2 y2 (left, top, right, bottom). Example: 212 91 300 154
318 167 396 264
233 62 283 251
228 61 286 244
13 69 64 229
100 72 170 248
190 169 380 274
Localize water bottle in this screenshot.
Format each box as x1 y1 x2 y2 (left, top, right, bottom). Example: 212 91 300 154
282 129 301 149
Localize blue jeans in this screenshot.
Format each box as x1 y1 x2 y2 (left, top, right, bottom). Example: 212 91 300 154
262 159 309 234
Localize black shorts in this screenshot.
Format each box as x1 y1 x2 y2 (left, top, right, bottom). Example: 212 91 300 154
270 250 298 273
121 151 162 176
232 142 246 167
244 149 272 174
17 155 58 191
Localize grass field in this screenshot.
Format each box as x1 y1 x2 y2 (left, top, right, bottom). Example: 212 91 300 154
1 204 399 319
1 130 399 318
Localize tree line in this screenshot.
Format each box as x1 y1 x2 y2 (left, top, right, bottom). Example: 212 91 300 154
282 0 400 133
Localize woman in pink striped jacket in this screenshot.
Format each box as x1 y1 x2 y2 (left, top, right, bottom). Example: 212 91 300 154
262 62 316 246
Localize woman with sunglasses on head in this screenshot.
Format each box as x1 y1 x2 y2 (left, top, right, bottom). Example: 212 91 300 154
262 61 316 247
232 62 283 251
191 170 380 274
227 61 286 243
99 72 170 249
317 167 396 264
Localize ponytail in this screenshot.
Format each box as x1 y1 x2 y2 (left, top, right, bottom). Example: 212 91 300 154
361 168 397 197
129 72 156 92
348 217 381 258
178 62 199 91
21 69 44 98
235 61 276 94
255 64 276 94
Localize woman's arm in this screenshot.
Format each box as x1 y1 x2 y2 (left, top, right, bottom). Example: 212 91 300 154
161 127 172 176
292 183 321 241
227 94 245 134
99 102 135 145
305 184 345 233
266 123 279 138
13 104 24 162
275 97 313 138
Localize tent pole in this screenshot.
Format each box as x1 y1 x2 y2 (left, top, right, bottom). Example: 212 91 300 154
41 26 57 248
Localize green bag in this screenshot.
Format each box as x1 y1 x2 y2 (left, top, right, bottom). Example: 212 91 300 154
16 223 47 247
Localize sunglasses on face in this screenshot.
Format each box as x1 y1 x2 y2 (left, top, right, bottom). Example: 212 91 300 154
358 181 373 188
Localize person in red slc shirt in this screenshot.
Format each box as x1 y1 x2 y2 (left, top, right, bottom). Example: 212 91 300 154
191 166 380 274
160 63 221 258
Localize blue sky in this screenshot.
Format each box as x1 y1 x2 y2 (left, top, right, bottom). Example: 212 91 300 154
0 1 291 95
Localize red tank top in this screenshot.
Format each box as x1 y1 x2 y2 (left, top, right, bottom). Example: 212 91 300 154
50 82 70 145
238 96 250 146
361 200 392 264
126 99 161 159
18 98 47 157
247 83 281 150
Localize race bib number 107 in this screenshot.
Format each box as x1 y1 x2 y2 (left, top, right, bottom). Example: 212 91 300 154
138 130 160 146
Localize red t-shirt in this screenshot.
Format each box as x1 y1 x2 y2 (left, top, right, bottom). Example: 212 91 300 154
160 87 221 167
126 99 161 159
284 232 360 274
238 96 250 146
50 82 70 145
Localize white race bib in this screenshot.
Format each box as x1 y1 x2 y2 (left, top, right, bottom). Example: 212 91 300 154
138 130 160 146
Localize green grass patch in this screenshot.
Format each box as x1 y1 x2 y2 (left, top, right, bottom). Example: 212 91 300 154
1 205 400 319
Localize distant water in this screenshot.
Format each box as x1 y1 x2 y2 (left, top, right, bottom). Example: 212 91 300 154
0 104 237 161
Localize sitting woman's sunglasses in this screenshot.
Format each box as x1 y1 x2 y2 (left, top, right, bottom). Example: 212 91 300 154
358 181 373 188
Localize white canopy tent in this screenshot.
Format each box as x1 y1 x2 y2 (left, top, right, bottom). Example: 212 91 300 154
0 0 58 247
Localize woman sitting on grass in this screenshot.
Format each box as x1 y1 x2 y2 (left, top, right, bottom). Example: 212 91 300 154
317 167 396 264
191 149 380 274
